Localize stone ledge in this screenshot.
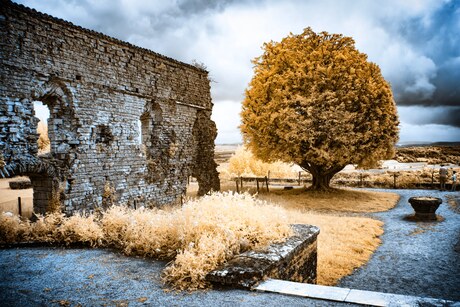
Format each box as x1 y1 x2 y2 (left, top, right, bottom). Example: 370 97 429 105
206 224 319 288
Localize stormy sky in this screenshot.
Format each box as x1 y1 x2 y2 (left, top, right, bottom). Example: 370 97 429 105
16 0 460 144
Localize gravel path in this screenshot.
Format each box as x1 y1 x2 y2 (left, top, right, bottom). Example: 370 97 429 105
0 247 354 307
338 189 460 301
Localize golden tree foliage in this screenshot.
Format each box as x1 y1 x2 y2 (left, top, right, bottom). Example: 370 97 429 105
241 28 399 190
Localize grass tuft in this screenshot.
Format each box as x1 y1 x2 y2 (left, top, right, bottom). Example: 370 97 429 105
0 192 292 290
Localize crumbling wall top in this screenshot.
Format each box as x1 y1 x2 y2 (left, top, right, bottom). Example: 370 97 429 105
1 0 207 74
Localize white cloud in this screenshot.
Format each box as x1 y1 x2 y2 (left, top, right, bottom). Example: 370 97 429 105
399 122 460 144
15 0 460 144
398 105 460 127
211 100 242 144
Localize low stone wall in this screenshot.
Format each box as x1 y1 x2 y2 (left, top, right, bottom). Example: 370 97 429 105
9 179 32 190
206 224 319 288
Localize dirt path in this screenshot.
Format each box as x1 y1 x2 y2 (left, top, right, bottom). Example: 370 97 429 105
0 178 33 217
338 189 460 301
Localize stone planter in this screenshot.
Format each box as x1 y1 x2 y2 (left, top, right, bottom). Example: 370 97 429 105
408 196 442 220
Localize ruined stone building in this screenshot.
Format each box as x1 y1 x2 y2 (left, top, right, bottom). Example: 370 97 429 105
0 0 220 214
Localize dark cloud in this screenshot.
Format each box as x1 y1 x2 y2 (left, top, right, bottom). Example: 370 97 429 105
399 106 460 128
177 0 242 15
389 1 460 107
432 60 460 107
442 107 460 127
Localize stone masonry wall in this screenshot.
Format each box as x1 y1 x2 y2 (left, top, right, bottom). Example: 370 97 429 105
0 0 220 214
207 224 319 288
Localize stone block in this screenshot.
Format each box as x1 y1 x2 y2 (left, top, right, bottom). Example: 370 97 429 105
206 224 319 288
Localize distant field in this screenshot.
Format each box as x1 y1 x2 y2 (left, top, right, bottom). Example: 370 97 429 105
395 145 460 164
214 144 239 164
2 144 458 217
215 144 460 165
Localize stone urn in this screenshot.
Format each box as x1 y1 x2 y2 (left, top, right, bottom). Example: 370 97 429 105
408 196 442 220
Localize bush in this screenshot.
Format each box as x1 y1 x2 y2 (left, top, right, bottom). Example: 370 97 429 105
227 146 296 178
0 192 292 290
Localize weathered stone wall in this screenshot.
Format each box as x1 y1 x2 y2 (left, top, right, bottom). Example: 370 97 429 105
0 0 220 214
207 224 319 288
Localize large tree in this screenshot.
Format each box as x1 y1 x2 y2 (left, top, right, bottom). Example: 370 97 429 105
241 28 399 190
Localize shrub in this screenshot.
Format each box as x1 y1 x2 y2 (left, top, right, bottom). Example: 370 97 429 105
0 212 30 243
27 212 64 243
227 146 296 178
0 192 292 290
59 213 103 247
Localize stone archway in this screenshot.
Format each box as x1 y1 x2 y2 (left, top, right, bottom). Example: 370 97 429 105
31 79 79 157
23 160 60 215
25 80 78 214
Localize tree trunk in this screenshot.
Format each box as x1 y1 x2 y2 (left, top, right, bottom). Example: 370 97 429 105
300 162 345 191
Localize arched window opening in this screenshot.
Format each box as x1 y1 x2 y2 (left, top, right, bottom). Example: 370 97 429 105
33 101 50 155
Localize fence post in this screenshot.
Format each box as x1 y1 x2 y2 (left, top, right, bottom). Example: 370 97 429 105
298 171 301 186
235 178 240 193
393 173 397 189
18 197 22 217
265 176 269 193
256 179 260 193
240 176 243 189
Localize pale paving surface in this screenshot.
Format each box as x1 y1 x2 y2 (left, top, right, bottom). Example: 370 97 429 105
255 279 458 306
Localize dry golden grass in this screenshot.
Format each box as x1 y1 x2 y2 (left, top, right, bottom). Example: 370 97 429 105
258 188 400 213
256 187 399 285
286 212 383 285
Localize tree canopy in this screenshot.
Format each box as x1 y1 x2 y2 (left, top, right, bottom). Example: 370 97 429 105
241 28 399 190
